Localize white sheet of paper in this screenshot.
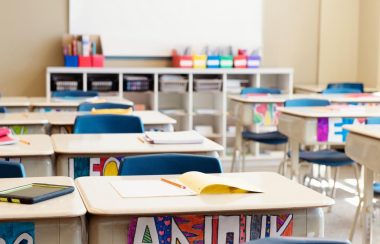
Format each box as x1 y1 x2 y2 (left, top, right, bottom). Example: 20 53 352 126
110 179 195 198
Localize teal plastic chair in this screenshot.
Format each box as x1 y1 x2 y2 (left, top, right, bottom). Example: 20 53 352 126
326 82 364 93
119 154 222 175
0 161 26 178
241 87 282 95
73 114 144 134
322 88 362 94
52 90 99 98
78 102 133 111
246 237 351 244
0 107 6 113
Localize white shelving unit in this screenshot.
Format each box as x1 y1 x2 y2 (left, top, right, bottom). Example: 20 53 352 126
46 67 294 157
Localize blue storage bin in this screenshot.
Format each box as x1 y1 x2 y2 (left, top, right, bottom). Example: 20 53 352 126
64 55 79 67
207 56 220 68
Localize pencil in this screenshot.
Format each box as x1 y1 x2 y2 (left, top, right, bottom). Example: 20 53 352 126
19 139 30 145
137 136 145 144
160 178 186 189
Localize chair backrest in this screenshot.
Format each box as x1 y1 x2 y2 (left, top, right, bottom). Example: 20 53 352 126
246 237 351 244
0 107 7 113
0 161 26 178
241 87 282 95
78 102 133 112
52 90 99 98
322 88 362 94
326 82 364 93
366 117 380 124
73 114 144 134
119 153 223 176
284 98 330 107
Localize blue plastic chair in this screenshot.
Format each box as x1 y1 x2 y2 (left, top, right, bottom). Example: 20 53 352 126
241 87 282 95
0 161 26 178
322 88 362 94
326 82 364 93
52 90 99 98
73 114 144 134
78 102 133 112
0 107 7 113
284 98 330 107
119 153 222 175
246 237 351 244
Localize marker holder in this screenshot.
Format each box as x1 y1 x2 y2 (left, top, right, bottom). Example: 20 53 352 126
247 55 261 68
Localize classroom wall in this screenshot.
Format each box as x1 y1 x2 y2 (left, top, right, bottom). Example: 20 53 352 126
0 0 366 96
318 0 359 86
357 0 380 89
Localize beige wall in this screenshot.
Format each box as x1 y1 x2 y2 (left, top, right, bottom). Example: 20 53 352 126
0 0 367 96
357 0 380 89
318 0 359 86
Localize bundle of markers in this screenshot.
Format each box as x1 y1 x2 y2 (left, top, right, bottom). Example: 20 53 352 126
63 36 97 56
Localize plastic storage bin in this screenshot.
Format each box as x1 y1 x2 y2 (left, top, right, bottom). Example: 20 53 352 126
193 55 207 68
160 75 188 92
64 55 78 67
194 79 222 92
172 55 193 68
247 55 261 68
234 55 247 68
220 56 234 68
207 56 220 68
124 76 152 91
78 56 92 67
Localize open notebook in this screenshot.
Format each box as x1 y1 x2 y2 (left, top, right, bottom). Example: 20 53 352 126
111 171 262 198
144 131 204 144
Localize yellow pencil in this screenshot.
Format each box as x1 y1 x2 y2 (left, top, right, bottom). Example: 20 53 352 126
160 178 186 189
19 139 30 145
137 136 145 144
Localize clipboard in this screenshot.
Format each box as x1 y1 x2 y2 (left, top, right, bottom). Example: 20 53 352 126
0 183 74 204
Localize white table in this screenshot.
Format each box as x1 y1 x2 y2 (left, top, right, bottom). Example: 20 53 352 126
0 112 49 134
46 110 177 133
277 105 380 179
52 132 224 178
76 172 334 244
345 125 380 244
0 135 54 176
0 177 86 244
0 97 30 112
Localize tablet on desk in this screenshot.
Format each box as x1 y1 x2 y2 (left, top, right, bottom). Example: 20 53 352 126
0 183 74 204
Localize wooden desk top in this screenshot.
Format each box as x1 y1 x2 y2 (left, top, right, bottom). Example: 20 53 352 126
0 112 48 125
278 105 380 118
52 133 223 154
0 135 54 156
0 97 30 107
46 110 176 126
344 125 380 140
29 97 133 107
0 177 86 220
229 94 380 104
75 172 334 215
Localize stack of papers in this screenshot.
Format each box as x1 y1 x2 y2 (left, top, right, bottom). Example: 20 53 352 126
144 131 204 144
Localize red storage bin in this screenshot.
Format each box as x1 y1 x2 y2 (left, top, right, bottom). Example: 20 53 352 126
172 55 193 68
78 56 92 67
234 55 248 68
91 55 104 67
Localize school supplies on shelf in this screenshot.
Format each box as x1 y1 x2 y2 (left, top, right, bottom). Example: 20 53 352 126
144 131 204 144
159 75 188 92
111 171 262 198
123 75 152 92
62 34 104 67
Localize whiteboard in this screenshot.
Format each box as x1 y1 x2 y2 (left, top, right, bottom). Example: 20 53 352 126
69 0 262 57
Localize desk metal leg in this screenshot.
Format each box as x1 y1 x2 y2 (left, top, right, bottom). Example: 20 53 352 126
290 140 300 181
362 167 374 244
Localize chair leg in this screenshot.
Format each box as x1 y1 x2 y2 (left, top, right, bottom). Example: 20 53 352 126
349 197 363 241
327 167 339 213
277 143 288 176
352 163 361 197
241 141 246 172
231 148 238 173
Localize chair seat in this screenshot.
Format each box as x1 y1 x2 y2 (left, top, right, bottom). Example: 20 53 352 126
299 150 354 167
242 131 288 145
374 182 380 196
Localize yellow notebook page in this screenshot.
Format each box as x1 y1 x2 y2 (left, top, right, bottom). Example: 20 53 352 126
178 171 262 194
91 108 133 115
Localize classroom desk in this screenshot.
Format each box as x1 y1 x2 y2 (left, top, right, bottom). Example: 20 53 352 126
277 105 380 179
0 97 30 112
294 84 378 94
345 125 380 244
0 177 86 244
29 96 134 112
46 110 177 133
0 135 54 176
75 172 334 244
0 112 49 134
52 133 224 178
